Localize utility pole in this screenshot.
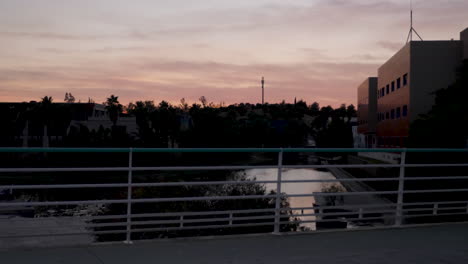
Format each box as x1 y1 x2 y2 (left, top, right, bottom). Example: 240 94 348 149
261 77 265 104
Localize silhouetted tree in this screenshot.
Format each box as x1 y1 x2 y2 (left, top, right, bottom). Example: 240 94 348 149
409 60 468 148
105 95 123 126
199 96 208 108
64 92 75 103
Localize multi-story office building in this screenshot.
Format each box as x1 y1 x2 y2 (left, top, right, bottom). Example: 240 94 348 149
357 27 468 149
357 77 378 148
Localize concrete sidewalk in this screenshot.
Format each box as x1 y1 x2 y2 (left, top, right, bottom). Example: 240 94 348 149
1 224 468 264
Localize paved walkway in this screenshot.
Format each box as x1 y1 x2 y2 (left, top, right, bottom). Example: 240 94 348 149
1 224 468 263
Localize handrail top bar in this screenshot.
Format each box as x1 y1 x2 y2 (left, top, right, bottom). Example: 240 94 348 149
0 147 468 153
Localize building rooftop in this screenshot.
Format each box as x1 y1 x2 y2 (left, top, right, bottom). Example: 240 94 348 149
2 223 467 264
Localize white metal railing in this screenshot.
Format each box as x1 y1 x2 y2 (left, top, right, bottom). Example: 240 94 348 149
0 148 468 244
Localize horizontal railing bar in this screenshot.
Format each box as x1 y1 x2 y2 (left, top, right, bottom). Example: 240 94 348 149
403 206 468 213
128 208 276 219
0 195 279 207
3 175 468 190
288 204 397 211
35 215 272 229
2 164 468 173
403 189 468 194
293 191 398 197
405 176 468 180
0 167 130 173
131 195 278 203
0 183 129 190
130 222 275 233
291 209 397 218
131 215 276 227
402 201 468 207
404 212 468 218
282 215 396 224
2 147 468 153
0 199 128 207
287 202 468 211
2 193 467 208
0 178 400 190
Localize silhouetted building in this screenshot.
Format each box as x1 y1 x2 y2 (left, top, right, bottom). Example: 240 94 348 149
357 77 378 148
69 103 137 136
357 27 468 151
0 102 137 147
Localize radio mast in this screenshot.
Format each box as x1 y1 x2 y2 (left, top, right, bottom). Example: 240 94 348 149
406 0 423 43
261 77 265 104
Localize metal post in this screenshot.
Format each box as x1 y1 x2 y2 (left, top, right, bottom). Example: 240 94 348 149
395 151 406 226
359 208 363 219
229 213 233 226
180 216 184 228
125 148 133 244
273 149 283 234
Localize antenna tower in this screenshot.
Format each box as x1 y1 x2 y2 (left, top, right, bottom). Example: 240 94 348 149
406 0 423 43
261 77 265 104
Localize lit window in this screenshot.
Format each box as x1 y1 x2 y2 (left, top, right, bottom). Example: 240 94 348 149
403 74 408 86
391 109 395 119
391 81 395 92
402 105 408 116
397 78 401 89
396 107 401 118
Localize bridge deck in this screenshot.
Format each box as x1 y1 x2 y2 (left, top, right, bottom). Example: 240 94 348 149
1 223 468 264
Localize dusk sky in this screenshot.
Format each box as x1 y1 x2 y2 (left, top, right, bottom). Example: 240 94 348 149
1 0 467 107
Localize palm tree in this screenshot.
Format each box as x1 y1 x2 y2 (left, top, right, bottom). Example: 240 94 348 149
105 95 123 126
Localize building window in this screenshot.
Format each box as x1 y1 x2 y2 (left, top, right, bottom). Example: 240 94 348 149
381 88 385 97
386 112 390 119
403 74 408 86
391 109 395 119
402 105 408 116
397 78 401 89
391 81 395 92
386 85 389 94
396 107 401 118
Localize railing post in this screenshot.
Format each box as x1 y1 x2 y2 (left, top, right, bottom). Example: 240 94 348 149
395 150 406 226
125 148 133 244
273 148 283 234
180 215 184 228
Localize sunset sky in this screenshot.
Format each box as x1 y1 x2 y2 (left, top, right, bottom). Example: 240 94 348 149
1 0 467 107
